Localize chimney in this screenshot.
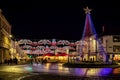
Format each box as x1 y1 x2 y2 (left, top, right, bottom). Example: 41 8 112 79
102 26 105 33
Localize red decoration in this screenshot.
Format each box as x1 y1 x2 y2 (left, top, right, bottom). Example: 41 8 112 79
43 53 55 56
56 53 68 56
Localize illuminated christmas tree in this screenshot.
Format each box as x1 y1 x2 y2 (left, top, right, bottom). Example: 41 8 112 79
80 6 107 62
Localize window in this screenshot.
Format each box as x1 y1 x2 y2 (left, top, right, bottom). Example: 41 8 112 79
99 38 103 43
113 36 120 42
113 46 120 52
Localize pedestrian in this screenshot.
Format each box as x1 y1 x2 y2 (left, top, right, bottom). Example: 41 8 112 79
14 57 18 64
9 58 13 65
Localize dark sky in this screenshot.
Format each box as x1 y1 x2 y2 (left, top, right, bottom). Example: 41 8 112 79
0 0 120 40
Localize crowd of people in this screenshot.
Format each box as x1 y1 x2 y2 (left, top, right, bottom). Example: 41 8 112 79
27 58 48 64
4 57 18 65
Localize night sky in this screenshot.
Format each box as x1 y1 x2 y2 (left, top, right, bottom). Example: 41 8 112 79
0 0 120 40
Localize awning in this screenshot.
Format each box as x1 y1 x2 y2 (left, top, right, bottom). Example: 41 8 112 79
56 53 68 56
43 53 55 56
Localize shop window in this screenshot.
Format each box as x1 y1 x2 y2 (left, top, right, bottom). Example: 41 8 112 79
113 46 120 52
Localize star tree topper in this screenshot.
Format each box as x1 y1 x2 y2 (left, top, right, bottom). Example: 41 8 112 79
83 6 92 14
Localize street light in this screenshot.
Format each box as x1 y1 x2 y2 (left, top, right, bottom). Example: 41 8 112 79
88 37 92 61
9 34 14 59
66 47 69 63
9 35 12 38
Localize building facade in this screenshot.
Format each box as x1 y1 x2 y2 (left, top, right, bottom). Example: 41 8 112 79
0 9 12 63
101 35 120 61
77 35 120 62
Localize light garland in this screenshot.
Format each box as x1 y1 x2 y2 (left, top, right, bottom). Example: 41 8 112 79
18 39 79 54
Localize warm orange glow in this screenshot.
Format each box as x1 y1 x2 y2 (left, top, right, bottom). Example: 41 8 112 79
9 35 12 38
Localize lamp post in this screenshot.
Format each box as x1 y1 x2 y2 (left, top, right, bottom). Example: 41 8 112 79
9 34 13 59
106 40 109 62
88 37 92 61
95 39 98 61
95 34 98 61
80 41 83 61
66 47 69 63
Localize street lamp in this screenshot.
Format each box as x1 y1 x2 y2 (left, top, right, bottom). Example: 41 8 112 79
88 37 92 61
66 47 69 63
9 34 13 59
9 35 12 38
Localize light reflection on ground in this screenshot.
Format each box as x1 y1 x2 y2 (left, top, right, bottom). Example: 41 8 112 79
31 63 117 77
0 63 120 77
113 68 120 74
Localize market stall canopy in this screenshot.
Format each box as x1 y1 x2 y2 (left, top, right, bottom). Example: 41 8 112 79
43 53 55 56
56 53 68 56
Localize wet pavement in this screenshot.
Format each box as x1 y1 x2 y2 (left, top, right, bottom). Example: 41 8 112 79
0 72 28 80
0 71 120 80
21 74 120 80
0 63 120 80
